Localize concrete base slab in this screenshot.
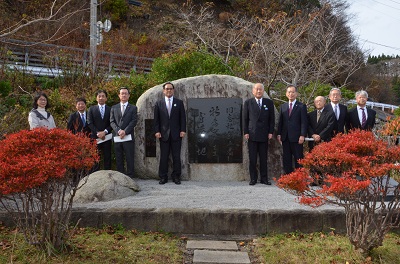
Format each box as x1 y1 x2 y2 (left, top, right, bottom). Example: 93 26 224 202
193 250 250 264
187 240 238 250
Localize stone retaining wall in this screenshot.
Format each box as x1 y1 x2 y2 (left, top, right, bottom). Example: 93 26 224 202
0 208 347 235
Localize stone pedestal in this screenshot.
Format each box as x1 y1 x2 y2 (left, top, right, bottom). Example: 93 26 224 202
134 74 282 181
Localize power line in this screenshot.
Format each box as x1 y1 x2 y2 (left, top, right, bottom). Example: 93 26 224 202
386 0 400 6
360 39 400 53
350 0 400 23
371 0 400 10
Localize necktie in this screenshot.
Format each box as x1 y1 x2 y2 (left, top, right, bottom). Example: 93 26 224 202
317 110 321 123
361 108 366 128
81 113 86 126
121 104 125 115
257 99 261 109
100 105 104 119
168 98 172 116
334 105 338 120
289 102 293 116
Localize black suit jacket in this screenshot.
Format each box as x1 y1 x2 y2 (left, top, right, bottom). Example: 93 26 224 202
243 97 275 142
110 103 138 136
278 101 308 142
154 97 186 141
325 103 347 135
346 107 376 131
87 104 112 139
307 108 336 149
67 111 91 135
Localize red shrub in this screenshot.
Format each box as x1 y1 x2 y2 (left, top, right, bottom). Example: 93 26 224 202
0 128 98 195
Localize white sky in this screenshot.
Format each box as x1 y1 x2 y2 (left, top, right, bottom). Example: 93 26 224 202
345 0 400 56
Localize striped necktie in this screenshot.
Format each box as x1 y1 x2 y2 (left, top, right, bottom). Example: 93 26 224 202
361 108 366 128
100 105 104 119
334 105 338 120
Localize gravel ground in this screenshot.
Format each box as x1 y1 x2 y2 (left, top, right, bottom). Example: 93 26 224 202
75 179 341 211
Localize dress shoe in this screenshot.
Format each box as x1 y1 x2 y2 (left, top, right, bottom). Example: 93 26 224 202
174 179 181 185
249 181 256 185
260 181 272 185
159 179 168 185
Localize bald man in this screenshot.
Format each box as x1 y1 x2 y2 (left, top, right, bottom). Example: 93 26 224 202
307 96 337 151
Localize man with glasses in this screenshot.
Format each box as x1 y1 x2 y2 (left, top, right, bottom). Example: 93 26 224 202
346 90 376 131
243 83 275 185
324 87 347 135
154 82 186 185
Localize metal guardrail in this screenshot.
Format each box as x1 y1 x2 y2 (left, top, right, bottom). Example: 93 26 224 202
0 39 154 77
346 100 399 111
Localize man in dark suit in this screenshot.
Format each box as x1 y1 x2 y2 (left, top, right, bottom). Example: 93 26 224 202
346 90 376 131
324 87 347 136
67 97 91 136
243 83 275 185
110 87 138 178
154 82 186 185
277 85 308 175
87 90 112 171
307 96 336 151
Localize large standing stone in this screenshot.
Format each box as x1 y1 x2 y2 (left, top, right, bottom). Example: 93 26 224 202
135 74 282 181
74 170 140 203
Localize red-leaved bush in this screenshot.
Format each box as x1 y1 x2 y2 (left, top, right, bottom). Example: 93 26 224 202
277 129 400 256
0 128 99 255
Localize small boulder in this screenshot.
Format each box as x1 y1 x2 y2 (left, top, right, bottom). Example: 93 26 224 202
74 170 140 203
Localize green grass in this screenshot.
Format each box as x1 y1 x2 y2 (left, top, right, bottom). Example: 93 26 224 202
1 225 400 263
0 225 184 263
255 232 400 264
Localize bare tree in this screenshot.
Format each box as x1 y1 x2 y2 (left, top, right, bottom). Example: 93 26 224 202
0 0 90 44
176 0 364 104
177 3 251 74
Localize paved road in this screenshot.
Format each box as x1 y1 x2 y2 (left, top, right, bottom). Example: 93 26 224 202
76 179 341 212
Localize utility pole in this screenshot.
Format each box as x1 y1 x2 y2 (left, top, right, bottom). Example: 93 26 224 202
90 1 137 73
90 0 98 73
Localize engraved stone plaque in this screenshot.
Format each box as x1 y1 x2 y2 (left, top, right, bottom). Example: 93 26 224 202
188 98 242 163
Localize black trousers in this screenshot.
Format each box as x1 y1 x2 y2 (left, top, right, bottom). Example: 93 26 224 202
114 140 135 177
248 140 268 182
91 139 112 172
159 136 182 180
282 140 303 175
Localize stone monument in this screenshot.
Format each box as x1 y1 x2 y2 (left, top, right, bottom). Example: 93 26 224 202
135 74 282 181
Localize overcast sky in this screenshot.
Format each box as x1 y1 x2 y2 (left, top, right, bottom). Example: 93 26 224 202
345 0 400 57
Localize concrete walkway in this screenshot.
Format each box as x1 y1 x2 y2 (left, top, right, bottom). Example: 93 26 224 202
187 240 250 264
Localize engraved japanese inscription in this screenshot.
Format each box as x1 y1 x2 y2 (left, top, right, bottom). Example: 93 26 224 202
188 98 242 163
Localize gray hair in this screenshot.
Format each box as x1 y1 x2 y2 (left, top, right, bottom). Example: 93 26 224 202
329 87 341 95
253 83 265 89
355 90 368 98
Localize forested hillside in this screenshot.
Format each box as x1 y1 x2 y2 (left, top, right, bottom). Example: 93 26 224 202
0 0 399 137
